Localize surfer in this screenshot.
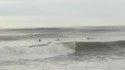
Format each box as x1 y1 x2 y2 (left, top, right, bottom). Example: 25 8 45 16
39 39 41 42
55 38 60 41
87 37 90 40
57 39 60 41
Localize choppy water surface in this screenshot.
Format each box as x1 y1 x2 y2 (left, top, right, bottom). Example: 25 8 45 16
0 26 125 70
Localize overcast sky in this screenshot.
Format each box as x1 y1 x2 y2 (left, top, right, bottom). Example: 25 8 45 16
0 0 125 28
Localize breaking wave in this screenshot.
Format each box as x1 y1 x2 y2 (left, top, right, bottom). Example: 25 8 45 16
0 40 125 61
0 43 75 61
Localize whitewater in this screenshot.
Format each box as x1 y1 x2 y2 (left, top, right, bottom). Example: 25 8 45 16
0 26 125 70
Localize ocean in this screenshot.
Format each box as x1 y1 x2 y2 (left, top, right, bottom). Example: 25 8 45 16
0 26 125 70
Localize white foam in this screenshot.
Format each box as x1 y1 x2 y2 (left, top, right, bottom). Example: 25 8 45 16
0 58 125 70
0 43 75 61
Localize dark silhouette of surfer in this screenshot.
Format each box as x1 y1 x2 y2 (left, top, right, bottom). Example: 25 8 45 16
87 37 90 40
57 39 60 41
55 38 60 41
39 39 41 42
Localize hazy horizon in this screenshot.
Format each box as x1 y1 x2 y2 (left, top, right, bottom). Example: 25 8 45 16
0 0 125 28
0 25 125 29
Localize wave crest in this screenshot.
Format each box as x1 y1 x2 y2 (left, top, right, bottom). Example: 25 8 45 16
0 43 75 61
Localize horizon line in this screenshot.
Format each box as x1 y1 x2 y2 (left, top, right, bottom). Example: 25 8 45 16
0 25 125 30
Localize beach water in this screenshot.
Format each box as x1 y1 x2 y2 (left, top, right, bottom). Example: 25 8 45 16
0 26 125 70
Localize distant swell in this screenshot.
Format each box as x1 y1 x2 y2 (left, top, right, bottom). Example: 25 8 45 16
74 40 125 56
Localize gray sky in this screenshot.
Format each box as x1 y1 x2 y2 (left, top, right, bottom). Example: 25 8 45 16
0 0 125 28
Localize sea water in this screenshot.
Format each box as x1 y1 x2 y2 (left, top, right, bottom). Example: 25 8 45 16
0 26 125 70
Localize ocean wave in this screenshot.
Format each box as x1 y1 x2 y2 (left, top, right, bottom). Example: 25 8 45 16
73 40 125 57
0 33 66 41
0 43 75 61
0 40 125 61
